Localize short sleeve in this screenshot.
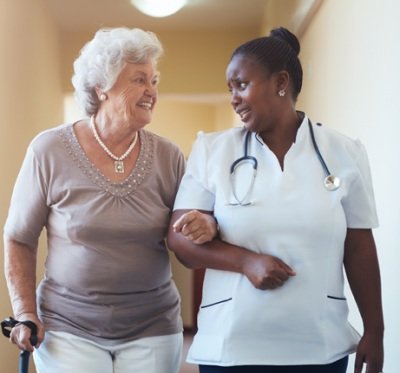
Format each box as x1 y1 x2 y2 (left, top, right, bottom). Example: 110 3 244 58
342 140 378 228
3 145 49 247
174 151 186 192
173 132 215 211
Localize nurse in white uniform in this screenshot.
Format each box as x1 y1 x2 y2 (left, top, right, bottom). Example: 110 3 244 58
167 27 384 373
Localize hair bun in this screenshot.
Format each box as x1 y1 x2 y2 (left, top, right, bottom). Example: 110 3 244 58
270 27 300 56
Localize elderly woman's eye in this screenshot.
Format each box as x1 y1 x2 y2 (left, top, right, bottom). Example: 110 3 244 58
239 82 247 90
133 77 146 85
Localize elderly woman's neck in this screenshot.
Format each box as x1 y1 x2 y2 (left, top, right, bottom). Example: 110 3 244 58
93 111 135 140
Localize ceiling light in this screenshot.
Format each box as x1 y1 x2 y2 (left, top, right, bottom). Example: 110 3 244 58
130 0 187 18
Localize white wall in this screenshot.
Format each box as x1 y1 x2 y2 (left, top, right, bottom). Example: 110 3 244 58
298 1 400 371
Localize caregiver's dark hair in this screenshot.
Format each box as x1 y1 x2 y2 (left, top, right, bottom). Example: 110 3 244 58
230 27 303 99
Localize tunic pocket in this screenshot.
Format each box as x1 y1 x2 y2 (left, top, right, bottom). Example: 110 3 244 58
201 297 232 308
190 296 234 363
324 293 360 353
327 294 347 301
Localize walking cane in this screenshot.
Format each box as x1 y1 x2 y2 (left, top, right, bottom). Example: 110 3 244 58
1 317 38 373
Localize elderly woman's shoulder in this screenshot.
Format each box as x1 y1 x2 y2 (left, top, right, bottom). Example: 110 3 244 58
143 129 183 154
29 122 72 150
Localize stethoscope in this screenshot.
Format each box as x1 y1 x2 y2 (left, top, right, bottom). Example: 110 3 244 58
229 131 258 206
229 119 341 206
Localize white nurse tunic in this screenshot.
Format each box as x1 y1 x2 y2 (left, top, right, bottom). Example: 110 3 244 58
173 115 378 366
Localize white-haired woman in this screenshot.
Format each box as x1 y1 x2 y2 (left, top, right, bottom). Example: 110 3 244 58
3 27 217 373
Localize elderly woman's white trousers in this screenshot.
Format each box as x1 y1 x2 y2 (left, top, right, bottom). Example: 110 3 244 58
33 330 182 373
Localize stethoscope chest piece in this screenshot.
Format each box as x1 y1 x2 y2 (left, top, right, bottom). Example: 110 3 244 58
308 119 341 192
324 175 341 191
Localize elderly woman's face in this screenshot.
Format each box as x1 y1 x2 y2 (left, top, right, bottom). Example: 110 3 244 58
106 60 160 127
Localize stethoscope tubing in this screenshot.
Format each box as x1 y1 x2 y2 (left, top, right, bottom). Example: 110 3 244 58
307 119 331 176
229 131 258 173
229 118 340 205
229 131 258 206
307 119 341 191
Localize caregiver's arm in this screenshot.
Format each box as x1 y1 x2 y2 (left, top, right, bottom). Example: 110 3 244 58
343 228 384 373
167 209 296 290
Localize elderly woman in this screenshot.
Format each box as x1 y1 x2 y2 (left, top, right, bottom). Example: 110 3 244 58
3 27 217 373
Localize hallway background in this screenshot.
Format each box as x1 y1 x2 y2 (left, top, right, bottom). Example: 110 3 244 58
1 1 398 372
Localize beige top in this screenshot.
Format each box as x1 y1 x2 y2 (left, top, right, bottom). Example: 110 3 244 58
4 122 185 344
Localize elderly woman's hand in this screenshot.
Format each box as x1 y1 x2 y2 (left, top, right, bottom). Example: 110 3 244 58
9 313 45 352
172 210 218 245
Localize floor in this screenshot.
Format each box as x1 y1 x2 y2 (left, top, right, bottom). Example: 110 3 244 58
179 331 198 373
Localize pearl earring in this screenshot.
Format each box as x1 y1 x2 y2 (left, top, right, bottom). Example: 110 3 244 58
99 93 107 101
278 89 286 97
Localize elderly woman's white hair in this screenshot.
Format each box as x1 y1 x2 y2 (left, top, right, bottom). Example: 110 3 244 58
72 27 163 117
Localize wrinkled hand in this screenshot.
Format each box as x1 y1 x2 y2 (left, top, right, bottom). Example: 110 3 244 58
242 252 296 290
354 332 384 373
172 210 218 245
9 313 45 352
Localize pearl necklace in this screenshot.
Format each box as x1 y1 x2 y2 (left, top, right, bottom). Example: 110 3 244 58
90 115 138 173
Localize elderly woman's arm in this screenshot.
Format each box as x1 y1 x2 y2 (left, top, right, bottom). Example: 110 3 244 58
4 236 45 351
343 228 384 373
167 210 296 290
